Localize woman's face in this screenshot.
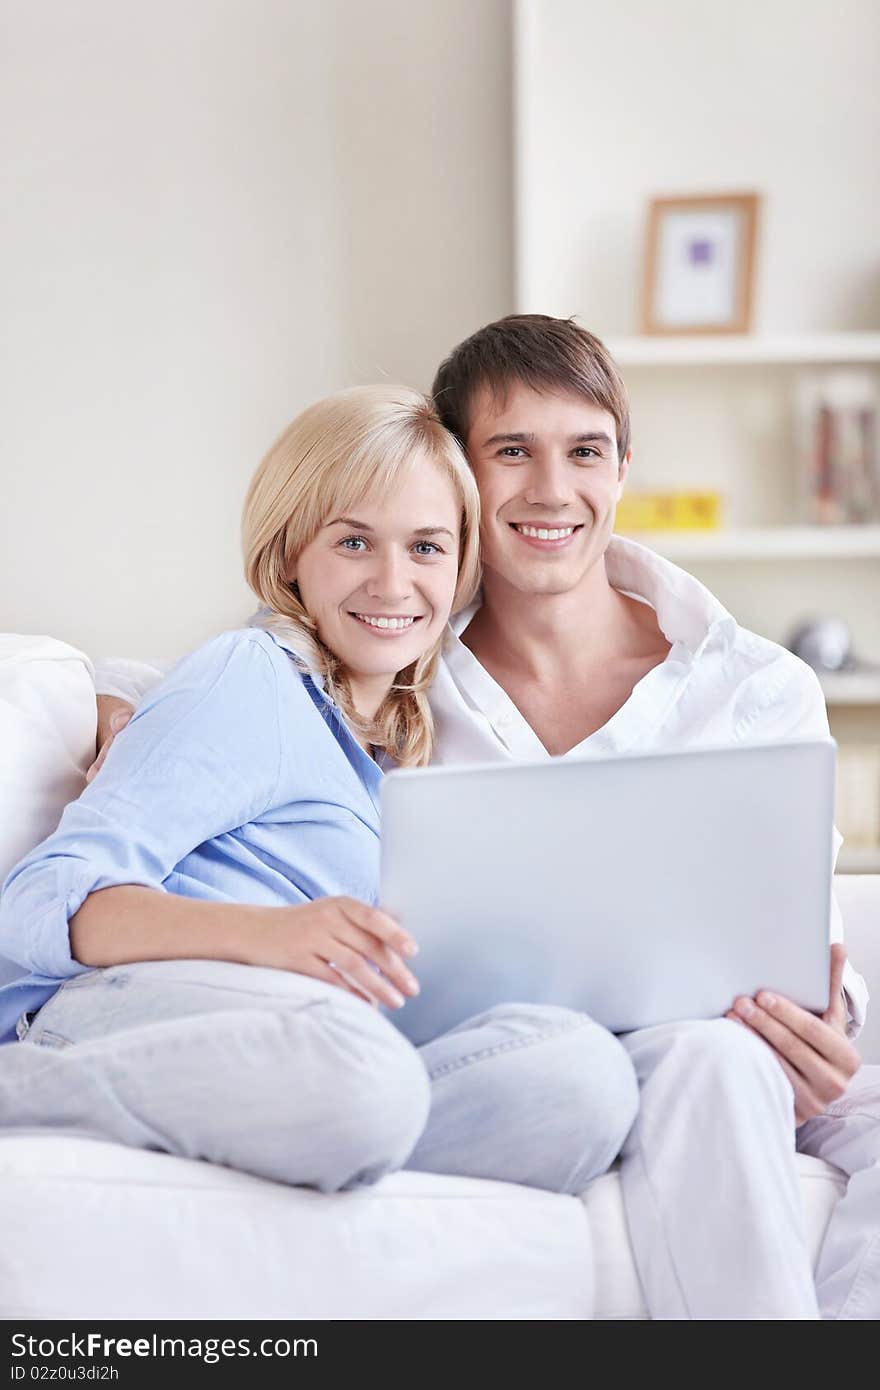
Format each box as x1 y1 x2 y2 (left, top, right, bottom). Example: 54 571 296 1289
292 453 461 715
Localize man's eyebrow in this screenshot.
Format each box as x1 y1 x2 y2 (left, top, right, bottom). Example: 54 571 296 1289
481 431 615 448
324 517 455 539
482 432 536 447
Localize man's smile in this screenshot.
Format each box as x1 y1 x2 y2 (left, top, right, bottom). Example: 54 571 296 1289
508 522 584 548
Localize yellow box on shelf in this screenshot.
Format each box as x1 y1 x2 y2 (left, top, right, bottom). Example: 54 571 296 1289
615 491 722 532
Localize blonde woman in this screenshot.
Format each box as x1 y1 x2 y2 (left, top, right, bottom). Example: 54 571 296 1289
0 386 479 1190
0 384 638 1198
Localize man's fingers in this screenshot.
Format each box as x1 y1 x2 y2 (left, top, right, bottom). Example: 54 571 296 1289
729 994 858 1109
774 1053 823 1127
733 989 851 1067
824 944 847 1025
87 703 134 783
726 1013 825 1125
85 745 108 783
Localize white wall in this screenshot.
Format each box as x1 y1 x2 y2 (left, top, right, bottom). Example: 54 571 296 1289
330 0 514 391
0 0 513 659
515 0 880 333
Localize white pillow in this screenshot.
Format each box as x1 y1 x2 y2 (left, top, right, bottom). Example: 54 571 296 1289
0 635 97 986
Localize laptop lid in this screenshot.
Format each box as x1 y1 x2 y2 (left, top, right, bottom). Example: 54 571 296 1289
379 739 835 1044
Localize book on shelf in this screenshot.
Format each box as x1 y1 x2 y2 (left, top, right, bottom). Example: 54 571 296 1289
615 490 722 533
795 371 879 525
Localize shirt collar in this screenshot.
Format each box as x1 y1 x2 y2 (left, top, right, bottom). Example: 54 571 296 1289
449 534 736 657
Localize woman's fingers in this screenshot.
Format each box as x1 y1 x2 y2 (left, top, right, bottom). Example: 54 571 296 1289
306 956 378 1007
318 941 407 1010
336 898 418 959
338 921 420 998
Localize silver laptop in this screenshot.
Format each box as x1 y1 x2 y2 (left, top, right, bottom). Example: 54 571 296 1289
379 739 835 1044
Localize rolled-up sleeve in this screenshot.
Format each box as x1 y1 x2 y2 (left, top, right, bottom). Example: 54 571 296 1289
0 632 282 980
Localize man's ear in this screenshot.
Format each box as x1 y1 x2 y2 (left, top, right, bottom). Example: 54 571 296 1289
616 448 631 498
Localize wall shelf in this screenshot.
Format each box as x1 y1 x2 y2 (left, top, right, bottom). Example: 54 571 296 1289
819 672 880 706
608 333 880 367
617 526 880 561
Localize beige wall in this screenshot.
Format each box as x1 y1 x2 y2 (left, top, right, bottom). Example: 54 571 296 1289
0 0 513 659
515 0 880 333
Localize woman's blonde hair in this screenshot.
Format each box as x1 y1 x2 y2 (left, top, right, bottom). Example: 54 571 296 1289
242 384 481 767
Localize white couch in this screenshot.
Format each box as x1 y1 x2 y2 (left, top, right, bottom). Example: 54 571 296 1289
0 635 877 1320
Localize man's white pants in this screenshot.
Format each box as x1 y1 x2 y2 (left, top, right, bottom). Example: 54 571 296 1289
619 1018 880 1319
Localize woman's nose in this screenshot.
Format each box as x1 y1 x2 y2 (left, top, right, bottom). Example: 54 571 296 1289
364 550 412 602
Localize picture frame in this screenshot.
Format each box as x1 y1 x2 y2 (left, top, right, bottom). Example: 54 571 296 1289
641 192 761 335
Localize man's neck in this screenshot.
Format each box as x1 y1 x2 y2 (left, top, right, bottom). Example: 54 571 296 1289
459 557 672 755
462 557 652 681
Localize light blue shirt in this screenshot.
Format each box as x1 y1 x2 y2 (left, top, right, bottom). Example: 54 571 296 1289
0 628 383 1043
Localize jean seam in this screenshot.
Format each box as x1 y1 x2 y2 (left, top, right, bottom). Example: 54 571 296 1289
425 1015 596 1081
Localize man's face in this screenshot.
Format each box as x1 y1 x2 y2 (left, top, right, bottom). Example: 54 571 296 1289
464 383 630 598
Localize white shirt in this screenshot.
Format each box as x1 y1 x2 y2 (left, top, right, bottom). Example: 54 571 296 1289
95 536 868 1032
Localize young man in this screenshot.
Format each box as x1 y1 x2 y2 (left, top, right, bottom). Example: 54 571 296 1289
94 315 879 1319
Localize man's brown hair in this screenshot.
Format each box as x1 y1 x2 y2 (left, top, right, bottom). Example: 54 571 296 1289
431 314 631 463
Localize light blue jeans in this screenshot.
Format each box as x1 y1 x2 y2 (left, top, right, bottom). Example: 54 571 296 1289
1 959 639 1194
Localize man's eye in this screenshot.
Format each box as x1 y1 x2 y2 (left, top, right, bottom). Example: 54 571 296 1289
413 541 442 556
572 447 599 460
339 536 368 551
499 447 525 459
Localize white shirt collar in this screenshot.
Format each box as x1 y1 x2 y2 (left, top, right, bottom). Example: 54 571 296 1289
442 535 738 758
450 534 736 654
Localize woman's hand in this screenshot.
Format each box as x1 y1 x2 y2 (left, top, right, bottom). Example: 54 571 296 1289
248 897 420 1010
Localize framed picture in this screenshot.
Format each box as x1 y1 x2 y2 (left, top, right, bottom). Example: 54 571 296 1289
641 192 760 335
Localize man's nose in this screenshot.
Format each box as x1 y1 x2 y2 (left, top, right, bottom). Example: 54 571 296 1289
522 459 575 510
364 549 412 602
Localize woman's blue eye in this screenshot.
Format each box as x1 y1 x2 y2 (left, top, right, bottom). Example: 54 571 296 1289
413 541 442 556
340 536 368 551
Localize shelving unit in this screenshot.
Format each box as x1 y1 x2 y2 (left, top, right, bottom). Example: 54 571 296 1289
622 525 880 562
818 672 880 706
612 332 880 872
838 847 880 874
608 333 880 367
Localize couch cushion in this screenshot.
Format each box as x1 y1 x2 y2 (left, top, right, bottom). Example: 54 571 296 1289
0 637 96 987
0 1133 593 1320
0 1133 844 1320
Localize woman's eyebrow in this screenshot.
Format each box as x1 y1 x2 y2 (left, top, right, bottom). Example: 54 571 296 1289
324 517 455 539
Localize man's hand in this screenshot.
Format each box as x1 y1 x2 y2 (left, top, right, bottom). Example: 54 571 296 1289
86 696 134 782
727 943 861 1126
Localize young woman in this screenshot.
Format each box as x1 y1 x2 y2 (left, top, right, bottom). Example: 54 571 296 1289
0 384 638 1195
